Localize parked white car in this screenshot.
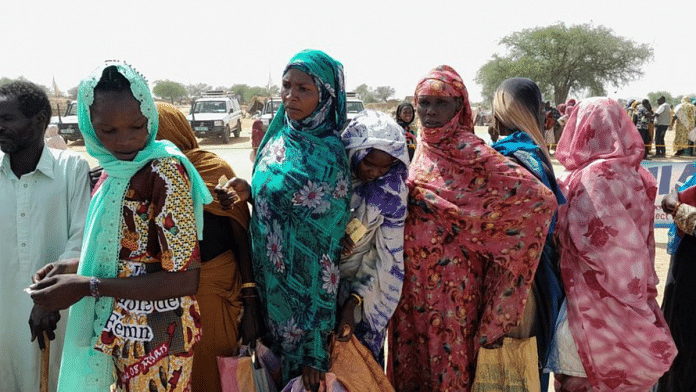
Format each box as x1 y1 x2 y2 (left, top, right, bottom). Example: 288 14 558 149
186 91 242 143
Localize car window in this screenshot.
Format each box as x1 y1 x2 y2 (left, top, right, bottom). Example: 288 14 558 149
66 103 78 116
347 102 364 113
194 101 228 113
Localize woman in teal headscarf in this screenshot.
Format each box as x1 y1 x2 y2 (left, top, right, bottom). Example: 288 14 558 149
29 61 212 391
250 49 351 389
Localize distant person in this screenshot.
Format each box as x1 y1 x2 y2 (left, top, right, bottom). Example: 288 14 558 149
636 99 655 159
250 118 264 161
28 61 212 391
654 96 671 157
552 97 676 391
672 96 695 156
395 102 417 160
0 80 90 392
44 124 68 150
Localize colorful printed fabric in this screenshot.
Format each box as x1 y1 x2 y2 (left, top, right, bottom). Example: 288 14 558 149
59 61 212 391
96 157 203 391
249 50 351 382
389 65 557 392
554 97 676 391
673 97 695 152
114 350 193 391
339 110 409 360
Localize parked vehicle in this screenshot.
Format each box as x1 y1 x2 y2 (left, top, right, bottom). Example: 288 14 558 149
259 97 282 131
50 100 81 142
186 91 242 143
346 93 365 121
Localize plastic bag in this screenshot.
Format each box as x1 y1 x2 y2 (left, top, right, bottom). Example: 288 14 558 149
217 342 280 392
472 337 540 392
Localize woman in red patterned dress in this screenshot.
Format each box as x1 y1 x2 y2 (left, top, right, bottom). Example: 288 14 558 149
388 65 557 392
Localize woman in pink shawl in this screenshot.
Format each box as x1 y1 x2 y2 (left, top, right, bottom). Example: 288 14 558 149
552 97 676 391
388 65 558 392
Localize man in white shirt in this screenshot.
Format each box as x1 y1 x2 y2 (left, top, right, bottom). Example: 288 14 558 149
654 96 672 158
0 81 90 391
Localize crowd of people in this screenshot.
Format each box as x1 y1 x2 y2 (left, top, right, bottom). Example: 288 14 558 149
539 95 696 161
1 49 695 392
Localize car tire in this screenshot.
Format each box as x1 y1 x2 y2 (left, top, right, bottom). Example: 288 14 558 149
234 120 241 138
222 125 231 144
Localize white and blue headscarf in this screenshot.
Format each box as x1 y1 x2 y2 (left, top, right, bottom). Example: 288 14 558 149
339 110 409 359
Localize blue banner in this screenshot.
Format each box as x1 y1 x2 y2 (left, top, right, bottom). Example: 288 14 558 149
641 161 696 228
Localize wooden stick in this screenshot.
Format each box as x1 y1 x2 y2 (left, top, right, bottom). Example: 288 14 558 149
40 331 50 392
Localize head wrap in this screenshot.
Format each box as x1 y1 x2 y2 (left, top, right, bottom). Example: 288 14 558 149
339 110 408 357
155 102 250 226
273 50 345 137
556 98 644 170
395 102 415 128
566 98 577 107
59 61 212 390
555 97 676 390
413 65 473 147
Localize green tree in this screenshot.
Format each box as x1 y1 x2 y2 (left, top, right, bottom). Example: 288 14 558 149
354 83 375 103
374 86 395 102
186 83 213 99
153 80 187 104
230 84 250 103
475 23 653 104
67 86 79 100
647 91 678 107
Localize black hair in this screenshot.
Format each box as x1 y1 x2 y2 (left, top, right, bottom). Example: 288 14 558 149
0 80 52 129
93 66 132 94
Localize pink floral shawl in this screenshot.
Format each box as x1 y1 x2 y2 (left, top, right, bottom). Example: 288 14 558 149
389 65 558 391
555 97 676 391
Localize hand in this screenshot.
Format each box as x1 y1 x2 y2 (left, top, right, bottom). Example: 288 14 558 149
302 366 326 392
662 185 680 215
33 258 79 283
28 274 90 312
28 305 60 350
214 177 251 210
240 294 261 346
335 296 358 342
340 235 354 257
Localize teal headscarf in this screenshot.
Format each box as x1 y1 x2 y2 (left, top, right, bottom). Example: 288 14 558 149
58 61 212 391
254 49 347 164
250 50 351 381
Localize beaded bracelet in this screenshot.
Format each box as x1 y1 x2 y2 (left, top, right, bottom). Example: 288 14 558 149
89 277 101 299
241 282 257 290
